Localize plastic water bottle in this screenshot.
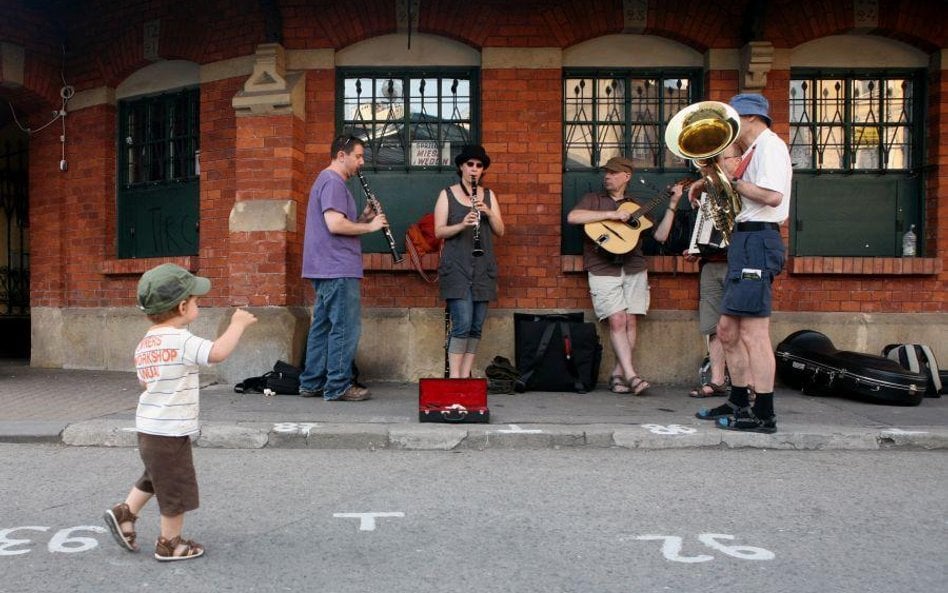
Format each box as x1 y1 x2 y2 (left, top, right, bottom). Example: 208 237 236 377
902 224 917 257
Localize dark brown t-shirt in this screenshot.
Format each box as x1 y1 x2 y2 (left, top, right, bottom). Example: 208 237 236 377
573 192 648 277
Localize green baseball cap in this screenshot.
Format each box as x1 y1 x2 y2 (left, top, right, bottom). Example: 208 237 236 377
137 264 211 314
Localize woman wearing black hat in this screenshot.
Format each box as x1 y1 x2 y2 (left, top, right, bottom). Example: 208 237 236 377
433 144 505 378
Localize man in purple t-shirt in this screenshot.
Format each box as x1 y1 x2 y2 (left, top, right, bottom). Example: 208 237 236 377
299 135 387 401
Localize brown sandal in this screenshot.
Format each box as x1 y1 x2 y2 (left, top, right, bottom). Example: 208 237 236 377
155 535 205 562
628 376 650 396
688 382 729 398
609 375 631 394
103 503 139 552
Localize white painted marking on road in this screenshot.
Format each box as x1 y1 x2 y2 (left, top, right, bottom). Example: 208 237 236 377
633 533 775 562
48 526 107 553
272 422 320 435
641 424 697 435
333 512 405 531
698 533 774 560
881 428 929 435
634 535 713 563
496 424 543 434
0 526 50 556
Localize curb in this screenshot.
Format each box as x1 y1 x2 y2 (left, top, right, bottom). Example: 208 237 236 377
3 420 939 451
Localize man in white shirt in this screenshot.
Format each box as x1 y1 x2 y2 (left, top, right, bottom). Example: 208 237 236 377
690 93 792 433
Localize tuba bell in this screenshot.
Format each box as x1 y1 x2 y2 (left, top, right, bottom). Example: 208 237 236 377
664 101 742 245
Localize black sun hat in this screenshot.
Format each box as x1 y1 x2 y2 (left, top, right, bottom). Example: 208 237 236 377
454 144 491 169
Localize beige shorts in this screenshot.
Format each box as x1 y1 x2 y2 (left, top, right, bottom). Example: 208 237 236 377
588 270 650 320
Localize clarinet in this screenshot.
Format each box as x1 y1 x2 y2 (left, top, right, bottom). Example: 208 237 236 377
470 175 485 257
356 170 403 264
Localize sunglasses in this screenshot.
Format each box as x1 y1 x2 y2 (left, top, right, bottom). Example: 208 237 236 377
464 161 484 168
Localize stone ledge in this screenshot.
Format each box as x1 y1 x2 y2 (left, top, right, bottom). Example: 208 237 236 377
788 256 940 275
99 256 199 276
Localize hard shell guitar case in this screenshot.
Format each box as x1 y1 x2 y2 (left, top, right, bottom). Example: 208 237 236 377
775 330 926 406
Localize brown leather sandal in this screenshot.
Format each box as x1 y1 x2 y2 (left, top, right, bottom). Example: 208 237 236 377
688 382 729 398
103 503 139 552
155 535 205 562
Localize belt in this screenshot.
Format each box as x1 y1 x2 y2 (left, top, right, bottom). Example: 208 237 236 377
735 222 779 232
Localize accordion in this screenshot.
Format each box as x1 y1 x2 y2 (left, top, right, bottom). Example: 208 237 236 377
687 192 728 257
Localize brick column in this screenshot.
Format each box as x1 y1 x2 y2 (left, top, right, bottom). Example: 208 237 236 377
229 43 307 307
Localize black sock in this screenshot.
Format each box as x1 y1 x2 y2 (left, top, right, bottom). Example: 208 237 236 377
728 385 751 408
753 392 774 418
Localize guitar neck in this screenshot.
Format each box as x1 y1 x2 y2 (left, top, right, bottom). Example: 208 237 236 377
626 178 694 220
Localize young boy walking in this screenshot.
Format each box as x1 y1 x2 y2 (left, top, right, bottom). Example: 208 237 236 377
104 263 257 561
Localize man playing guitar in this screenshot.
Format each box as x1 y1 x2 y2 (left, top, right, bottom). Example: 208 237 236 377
567 156 686 395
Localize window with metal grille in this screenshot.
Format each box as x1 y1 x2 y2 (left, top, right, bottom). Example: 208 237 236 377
117 87 200 258
338 68 477 170
120 88 199 185
788 70 926 257
564 69 700 171
561 69 702 255
336 68 479 256
789 72 921 172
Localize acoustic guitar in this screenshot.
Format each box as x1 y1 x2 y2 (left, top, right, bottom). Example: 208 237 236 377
583 178 695 255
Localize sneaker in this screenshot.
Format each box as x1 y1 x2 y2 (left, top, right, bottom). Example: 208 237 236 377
331 384 371 401
154 535 205 562
298 387 323 398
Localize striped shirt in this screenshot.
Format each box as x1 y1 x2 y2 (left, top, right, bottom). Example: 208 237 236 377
134 327 213 436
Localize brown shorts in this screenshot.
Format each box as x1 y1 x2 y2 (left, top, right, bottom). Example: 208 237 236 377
135 433 199 517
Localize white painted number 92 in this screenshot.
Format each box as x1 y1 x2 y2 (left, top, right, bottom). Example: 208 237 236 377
635 534 775 562
0 526 107 555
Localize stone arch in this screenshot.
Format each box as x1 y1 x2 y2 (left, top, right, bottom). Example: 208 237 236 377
563 34 703 68
116 60 200 99
791 35 929 68
335 33 480 67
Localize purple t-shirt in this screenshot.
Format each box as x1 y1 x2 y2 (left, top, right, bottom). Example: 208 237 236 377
302 169 364 279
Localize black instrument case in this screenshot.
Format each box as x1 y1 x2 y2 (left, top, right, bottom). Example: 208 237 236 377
775 330 926 406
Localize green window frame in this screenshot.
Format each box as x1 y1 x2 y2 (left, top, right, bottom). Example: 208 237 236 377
117 87 200 258
562 68 703 255
789 70 926 257
336 67 479 254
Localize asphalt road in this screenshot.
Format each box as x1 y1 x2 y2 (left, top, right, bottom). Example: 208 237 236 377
1 445 946 593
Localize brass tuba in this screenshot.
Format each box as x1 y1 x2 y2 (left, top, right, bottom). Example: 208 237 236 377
664 101 742 245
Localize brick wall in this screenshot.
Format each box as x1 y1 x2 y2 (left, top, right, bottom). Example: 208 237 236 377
7 0 947 319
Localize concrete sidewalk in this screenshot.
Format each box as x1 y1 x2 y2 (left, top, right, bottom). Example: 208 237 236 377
1 358 946 451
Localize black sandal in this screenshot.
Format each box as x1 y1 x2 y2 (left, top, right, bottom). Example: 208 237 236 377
716 409 777 434
695 400 746 420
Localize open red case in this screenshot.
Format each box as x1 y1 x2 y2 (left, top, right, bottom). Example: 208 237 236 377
418 378 490 423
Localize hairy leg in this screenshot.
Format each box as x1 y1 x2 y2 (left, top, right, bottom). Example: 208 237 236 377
739 316 775 393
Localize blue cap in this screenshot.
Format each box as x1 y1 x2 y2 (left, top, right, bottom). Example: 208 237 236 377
730 93 772 127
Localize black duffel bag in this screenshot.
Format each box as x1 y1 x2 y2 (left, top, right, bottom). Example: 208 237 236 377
514 313 602 393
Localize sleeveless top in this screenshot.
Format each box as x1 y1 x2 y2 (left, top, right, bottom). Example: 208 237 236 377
438 185 498 301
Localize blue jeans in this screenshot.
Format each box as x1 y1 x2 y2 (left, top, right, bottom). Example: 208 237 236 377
447 293 487 341
300 278 361 400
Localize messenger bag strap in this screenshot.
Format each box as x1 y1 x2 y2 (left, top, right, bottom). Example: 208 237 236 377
559 322 586 393
517 321 558 390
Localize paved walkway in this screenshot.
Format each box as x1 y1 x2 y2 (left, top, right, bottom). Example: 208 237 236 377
1 359 946 450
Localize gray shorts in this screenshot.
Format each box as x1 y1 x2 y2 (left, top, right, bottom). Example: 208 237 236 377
588 270 650 320
699 262 727 335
